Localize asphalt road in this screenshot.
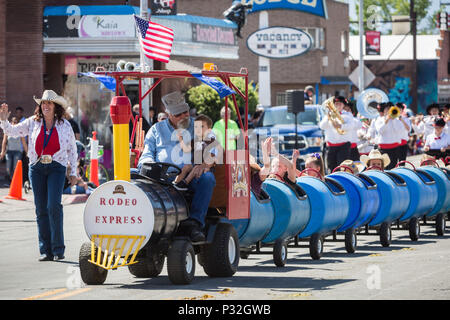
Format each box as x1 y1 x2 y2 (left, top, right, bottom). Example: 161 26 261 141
0 190 449 301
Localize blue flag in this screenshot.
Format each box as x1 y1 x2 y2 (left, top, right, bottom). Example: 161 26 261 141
78 72 116 92
191 73 236 99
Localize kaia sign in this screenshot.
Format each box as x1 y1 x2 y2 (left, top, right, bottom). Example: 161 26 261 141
246 26 312 59
242 0 328 18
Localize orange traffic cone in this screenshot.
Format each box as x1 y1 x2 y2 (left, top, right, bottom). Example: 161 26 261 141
5 160 25 201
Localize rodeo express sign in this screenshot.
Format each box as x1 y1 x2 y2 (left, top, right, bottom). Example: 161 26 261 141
242 0 328 18
247 26 312 59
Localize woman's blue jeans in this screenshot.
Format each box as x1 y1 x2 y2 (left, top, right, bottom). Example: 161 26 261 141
29 161 66 257
6 150 22 179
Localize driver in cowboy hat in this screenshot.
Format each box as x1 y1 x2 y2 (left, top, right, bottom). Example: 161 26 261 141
138 91 216 242
360 149 391 171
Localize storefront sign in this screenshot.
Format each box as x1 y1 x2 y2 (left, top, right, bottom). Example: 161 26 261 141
192 23 237 46
78 15 135 38
151 0 177 15
365 30 381 55
242 0 328 18
246 26 312 59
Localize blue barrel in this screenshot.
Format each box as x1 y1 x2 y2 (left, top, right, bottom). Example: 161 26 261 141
390 167 438 221
329 172 380 231
261 179 311 244
296 177 350 238
362 170 410 226
418 166 450 217
230 190 275 248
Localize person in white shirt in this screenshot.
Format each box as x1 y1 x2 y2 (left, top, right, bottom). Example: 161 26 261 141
319 96 353 172
413 103 441 142
396 103 412 163
424 117 449 162
342 100 362 161
375 102 404 169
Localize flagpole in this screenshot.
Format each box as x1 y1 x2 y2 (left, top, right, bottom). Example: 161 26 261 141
140 0 151 123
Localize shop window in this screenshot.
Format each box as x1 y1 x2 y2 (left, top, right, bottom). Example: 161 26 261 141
276 92 286 106
300 27 325 50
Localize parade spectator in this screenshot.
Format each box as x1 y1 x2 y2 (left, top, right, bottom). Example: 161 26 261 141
304 85 315 105
212 106 241 150
0 117 27 182
138 91 215 242
157 112 168 122
0 90 78 262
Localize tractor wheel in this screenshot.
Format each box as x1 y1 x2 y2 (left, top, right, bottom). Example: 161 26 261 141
79 242 108 285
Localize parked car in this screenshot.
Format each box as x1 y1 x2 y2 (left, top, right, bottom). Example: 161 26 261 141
250 104 324 167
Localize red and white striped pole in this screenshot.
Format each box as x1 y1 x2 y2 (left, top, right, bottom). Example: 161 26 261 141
89 131 100 187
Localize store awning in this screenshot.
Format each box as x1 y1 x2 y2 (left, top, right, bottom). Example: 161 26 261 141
43 5 239 60
320 76 352 85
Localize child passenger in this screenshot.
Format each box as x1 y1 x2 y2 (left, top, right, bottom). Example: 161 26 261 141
174 114 217 190
249 137 272 198
304 153 325 180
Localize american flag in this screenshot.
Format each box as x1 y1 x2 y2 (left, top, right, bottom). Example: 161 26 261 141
134 15 174 63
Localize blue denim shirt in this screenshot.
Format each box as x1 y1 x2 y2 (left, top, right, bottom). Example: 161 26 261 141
138 118 194 169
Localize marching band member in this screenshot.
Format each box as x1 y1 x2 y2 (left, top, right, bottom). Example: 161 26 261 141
319 96 354 173
374 102 403 169
342 98 362 161
396 103 412 163
356 117 374 156
423 117 449 162
412 103 440 142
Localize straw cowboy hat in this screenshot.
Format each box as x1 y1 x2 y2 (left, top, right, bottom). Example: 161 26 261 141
33 90 68 110
339 159 364 174
360 149 391 168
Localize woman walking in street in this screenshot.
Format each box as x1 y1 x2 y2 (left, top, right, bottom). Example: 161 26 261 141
0 90 78 261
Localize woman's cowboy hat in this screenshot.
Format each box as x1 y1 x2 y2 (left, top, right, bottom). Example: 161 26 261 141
33 90 67 109
360 149 391 168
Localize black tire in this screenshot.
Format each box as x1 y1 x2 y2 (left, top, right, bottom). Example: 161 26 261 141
408 218 420 241
79 242 108 285
200 223 239 277
309 234 324 260
128 248 165 278
436 213 446 236
167 239 195 285
273 239 288 267
345 228 357 254
380 222 392 247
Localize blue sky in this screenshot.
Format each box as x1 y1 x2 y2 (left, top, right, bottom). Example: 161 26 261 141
347 0 443 31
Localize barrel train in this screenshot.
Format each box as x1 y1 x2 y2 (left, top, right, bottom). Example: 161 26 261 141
78 69 449 286
79 160 449 285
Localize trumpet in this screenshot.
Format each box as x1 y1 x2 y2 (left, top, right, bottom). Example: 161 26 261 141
388 106 401 119
323 96 346 135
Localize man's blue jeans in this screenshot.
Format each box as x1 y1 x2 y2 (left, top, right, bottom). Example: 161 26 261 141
188 171 216 227
29 161 66 257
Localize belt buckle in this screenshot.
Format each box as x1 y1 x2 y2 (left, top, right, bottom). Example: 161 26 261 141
40 155 52 164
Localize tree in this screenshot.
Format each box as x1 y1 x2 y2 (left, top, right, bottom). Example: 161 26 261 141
353 0 432 34
186 77 259 123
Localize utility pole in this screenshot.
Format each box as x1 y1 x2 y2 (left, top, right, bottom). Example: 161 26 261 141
410 0 418 113
358 0 365 93
140 0 151 122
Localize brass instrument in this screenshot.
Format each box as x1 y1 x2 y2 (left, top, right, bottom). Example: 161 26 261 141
357 88 389 119
323 96 346 135
388 106 401 119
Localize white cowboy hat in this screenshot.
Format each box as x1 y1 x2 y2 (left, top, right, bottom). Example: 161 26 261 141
360 149 391 168
33 90 67 110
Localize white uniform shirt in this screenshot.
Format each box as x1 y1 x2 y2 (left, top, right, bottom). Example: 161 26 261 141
425 132 450 150
319 113 353 144
375 117 403 145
